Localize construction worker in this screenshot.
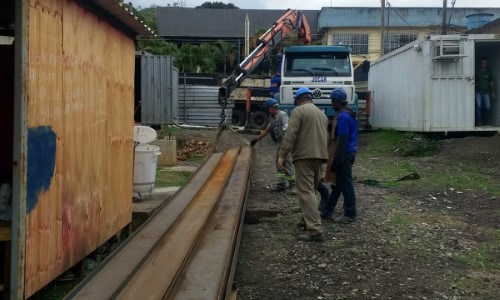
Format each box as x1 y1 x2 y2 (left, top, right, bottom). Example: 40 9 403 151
251 99 296 194
269 75 281 101
278 87 328 242
475 58 496 126
324 88 358 223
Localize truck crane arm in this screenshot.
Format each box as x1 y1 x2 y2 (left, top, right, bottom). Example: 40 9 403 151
217 9 311 126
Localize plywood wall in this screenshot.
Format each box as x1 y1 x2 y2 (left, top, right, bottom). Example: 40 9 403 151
26 0 135 296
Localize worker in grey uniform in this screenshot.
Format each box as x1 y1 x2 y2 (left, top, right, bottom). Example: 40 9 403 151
251 98 296 194
278 87 328 242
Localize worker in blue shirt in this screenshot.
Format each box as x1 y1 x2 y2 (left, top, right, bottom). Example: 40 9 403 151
325 89 358 223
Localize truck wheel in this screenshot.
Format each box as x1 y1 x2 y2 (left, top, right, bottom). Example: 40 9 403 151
231 110 246 126
249 111 268 130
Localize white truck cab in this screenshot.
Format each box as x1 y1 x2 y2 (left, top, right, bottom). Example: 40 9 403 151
279 45 356 119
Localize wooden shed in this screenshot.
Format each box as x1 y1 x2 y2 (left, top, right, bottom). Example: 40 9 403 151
0 0 152 298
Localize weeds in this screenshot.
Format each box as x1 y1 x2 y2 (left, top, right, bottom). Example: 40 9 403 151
387 195 401 207
357 130 500 197
155 169 192 188
361 130 439 157
388 214 411 228
410 163 500 197
457 229 500 271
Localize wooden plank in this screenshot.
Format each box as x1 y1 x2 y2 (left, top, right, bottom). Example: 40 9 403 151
24 0 135 296
0 226 10 241
230 290 238 300
25 0 64 295
11 0 29 298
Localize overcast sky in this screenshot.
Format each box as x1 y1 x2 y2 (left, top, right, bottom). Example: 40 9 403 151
129 0 500 10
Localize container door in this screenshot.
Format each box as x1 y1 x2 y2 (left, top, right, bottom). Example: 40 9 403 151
429 39 475 130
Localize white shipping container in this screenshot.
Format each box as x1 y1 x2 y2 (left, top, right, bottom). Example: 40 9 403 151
369 34 500 132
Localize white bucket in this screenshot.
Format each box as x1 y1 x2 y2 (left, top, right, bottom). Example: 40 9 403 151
133 144 161 193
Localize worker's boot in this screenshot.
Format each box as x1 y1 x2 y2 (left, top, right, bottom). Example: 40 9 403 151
287 181 297 195
271 183 287 192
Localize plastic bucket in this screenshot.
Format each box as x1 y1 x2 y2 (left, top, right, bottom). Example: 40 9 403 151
133 144 161 193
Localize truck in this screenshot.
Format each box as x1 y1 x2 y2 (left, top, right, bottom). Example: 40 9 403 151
278 45 356 121
218 9 356 128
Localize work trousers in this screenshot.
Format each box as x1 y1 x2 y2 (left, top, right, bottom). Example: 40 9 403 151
326 152 357 218
275 145 295 187
294 159 323 235
475 93 491 125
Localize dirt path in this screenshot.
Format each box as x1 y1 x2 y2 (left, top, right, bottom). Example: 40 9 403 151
233 131 500 300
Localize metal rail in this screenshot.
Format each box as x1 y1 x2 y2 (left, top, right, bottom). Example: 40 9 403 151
66 147 252 300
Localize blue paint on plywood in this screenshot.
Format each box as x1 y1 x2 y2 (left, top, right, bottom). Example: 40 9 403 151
27 126 56 213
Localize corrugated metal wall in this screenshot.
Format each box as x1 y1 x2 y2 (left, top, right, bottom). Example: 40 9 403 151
140 54 179 125
369 35 500 132
25 0 134 296
369 41 426 131
428 39 476 130
178 86 234 126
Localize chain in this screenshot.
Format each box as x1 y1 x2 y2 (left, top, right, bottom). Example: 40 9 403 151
219 98 227 127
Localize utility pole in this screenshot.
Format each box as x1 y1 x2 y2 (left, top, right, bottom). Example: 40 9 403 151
441 0 448 35
380 0 385 57
245 14 250 57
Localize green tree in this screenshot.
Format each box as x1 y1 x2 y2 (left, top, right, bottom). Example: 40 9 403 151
138 38 178 56
136 5 158 32
216 40 236 75
196 2 239 9
197 44 218 73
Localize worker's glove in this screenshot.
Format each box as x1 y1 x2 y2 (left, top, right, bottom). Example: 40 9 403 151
331 158 341 173
250 139 258 146
277 157 285 170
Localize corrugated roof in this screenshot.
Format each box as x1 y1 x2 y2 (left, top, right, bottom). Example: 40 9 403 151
318 7 500 30
467 17 500 33
0 0 153 38
157 8 319 39
90 0 154 37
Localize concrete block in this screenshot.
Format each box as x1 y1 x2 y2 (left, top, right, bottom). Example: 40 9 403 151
151 139 177 166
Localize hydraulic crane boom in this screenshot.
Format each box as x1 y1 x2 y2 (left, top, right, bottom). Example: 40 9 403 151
217 9 311 126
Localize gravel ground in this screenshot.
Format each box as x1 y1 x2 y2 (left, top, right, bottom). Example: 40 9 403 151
178 128 500 300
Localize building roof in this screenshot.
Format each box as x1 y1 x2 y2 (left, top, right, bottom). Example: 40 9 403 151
82 0 154 37
467 17 500 33
283 45 351 53
318 7 500 30
0 0 153 37
156 7 320 40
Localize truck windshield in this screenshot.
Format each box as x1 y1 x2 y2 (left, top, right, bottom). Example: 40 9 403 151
283 52 351 77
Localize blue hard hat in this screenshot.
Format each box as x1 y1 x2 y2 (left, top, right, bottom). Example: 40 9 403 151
265 98 279 108
295 87 312 99
271 75 281 84
330 88 348 102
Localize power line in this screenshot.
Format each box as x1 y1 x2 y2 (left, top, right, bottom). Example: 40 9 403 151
386 1 413 27
448 0 457 25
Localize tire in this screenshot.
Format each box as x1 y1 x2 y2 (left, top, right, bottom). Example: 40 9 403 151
249 111 268 130
231 110 246 126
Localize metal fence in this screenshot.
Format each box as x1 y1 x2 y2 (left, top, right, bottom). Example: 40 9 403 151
178 85 234 127
139 53 179 125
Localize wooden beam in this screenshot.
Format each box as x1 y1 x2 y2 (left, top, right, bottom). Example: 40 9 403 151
230 290 238 300
353 61 364 71
0 226 11 241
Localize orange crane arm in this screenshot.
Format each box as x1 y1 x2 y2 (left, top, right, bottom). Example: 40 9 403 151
217 9 310 125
